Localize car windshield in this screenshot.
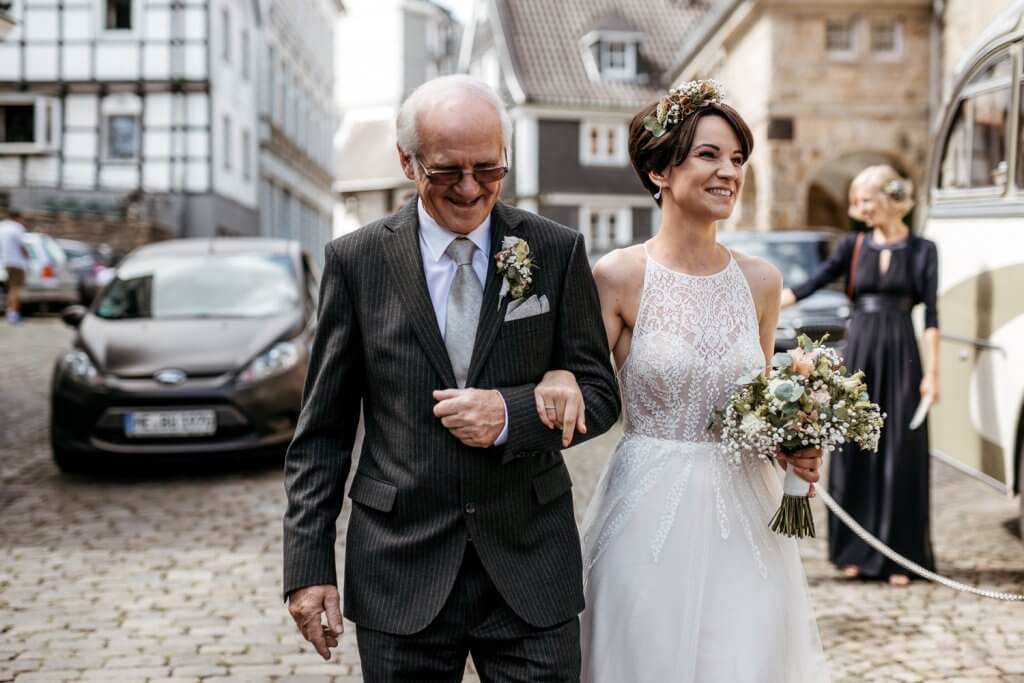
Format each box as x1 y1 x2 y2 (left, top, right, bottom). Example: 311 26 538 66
728 239 828 287
94 252 300 320
60 242 93 260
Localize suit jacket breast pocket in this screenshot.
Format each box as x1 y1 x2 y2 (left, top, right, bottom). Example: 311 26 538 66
500 309 550 339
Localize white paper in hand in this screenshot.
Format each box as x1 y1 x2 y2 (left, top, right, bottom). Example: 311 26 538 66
908 395 932 430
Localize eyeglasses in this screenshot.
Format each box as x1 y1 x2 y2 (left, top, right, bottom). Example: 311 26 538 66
415 154 509 186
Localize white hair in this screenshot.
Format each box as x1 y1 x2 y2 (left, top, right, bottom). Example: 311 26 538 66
396 75 513 156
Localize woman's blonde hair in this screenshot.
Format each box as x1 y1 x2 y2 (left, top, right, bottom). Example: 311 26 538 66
848 164 915 222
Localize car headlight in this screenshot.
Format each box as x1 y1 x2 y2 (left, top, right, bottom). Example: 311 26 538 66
837 304 851 318
62 350 103 386
238 341 302 385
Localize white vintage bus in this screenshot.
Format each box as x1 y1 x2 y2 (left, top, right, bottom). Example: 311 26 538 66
923 2 1024 533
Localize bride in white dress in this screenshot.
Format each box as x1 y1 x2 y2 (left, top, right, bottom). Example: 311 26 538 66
536 84 830 682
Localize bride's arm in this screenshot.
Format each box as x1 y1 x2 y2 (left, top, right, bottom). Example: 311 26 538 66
534 249 634 445
592 252 629 359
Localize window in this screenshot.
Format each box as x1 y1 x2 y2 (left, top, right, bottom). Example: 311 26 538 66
241 29 250 80
105 0 132 30
1 104 33 144
106 115 140 159
825 19 857 58
580 208 632 254
0 98 60 152
870 21 901 57
599 40 636 80
242 129 251 180
222 9 231 63
223 115 231 171
938 55 1012 191
580 122 628 166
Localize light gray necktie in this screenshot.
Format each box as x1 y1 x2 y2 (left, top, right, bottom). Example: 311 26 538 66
444 237 483 388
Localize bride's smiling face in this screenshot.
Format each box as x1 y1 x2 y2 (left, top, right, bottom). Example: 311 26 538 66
657 115 746 222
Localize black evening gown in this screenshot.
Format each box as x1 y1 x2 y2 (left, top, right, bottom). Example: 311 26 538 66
792 232 937 579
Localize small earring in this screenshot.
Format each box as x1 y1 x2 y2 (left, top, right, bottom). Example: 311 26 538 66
654 187 662 200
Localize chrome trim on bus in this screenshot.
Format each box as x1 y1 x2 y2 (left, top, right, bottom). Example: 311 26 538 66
939 333 1007 355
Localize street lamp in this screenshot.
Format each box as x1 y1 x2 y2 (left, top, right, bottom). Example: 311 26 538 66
0 2 15 40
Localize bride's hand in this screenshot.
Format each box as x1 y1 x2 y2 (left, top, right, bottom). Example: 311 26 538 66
777 447 822 493
534 370 587 448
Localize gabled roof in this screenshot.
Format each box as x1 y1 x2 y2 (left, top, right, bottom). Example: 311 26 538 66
478 0 717 109
333 111 410 194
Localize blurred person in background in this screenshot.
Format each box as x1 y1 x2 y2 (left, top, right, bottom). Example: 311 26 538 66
0 208 29 324
782 164 938 586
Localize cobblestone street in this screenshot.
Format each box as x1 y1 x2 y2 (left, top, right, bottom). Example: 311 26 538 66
2 317 1023 682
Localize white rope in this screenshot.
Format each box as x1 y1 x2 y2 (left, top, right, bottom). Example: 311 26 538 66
817 487 1024 602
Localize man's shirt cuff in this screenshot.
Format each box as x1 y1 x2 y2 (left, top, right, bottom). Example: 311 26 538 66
494 393 509 446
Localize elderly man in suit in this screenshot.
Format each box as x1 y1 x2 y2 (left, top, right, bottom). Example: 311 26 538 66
283 75 621 682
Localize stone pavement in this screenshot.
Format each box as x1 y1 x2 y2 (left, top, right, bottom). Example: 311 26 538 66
1 317 1023 682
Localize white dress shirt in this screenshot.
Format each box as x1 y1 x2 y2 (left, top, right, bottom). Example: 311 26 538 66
417 199 509 445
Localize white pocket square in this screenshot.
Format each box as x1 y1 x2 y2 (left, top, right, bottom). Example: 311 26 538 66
504 294 550 322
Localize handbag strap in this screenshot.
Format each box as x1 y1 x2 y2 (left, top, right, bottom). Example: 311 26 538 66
847 232 865 299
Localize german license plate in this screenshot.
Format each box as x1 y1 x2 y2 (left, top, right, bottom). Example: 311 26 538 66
124 410 216 437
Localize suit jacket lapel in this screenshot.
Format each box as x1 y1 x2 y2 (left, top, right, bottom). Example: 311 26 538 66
381 200 458 388
466 202 522 388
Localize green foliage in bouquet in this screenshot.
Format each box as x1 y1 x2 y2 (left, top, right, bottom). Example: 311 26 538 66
712 334 886 538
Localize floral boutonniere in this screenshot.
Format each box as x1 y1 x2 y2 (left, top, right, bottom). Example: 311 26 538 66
495 236 537 304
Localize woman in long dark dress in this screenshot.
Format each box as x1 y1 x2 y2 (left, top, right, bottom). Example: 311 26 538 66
782 164 938 585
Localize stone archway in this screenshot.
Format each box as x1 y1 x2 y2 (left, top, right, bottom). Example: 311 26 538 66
804 151 913 231
722 164 757 231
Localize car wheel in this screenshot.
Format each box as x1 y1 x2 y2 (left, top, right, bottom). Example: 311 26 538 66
51 429 88 474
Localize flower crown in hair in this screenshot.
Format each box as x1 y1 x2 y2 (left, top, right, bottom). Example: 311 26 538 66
642 79 726 138
882 178 911 202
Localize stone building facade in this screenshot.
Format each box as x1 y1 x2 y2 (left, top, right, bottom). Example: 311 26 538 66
676 0 933 231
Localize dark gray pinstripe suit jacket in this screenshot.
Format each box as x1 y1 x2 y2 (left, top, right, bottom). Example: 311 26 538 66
282 199 621 636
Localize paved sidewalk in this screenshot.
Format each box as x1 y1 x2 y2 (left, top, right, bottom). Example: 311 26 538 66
1 318 1023 682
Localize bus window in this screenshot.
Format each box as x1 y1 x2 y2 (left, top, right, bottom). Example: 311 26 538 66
939 52 1013 191
969 52 1011 85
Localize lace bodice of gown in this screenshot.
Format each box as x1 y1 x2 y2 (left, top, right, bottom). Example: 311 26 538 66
619 248 765 442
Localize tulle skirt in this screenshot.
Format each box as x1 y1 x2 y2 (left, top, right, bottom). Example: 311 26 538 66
580 433 830 683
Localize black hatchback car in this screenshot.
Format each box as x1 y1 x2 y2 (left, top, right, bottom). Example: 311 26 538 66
718 230 852 351
50 238 318 472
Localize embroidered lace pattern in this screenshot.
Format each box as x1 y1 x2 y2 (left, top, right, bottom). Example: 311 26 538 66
583 249 772 578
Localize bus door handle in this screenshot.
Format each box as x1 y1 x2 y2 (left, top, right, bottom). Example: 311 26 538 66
940 333 1007 359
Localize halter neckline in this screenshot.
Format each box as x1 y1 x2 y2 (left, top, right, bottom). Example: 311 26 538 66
642 242 735 279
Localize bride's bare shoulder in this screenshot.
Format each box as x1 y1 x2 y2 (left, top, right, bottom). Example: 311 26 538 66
731 249 782 297
592 244 646 290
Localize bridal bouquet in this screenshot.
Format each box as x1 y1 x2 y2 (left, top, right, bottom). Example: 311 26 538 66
713 335 885 538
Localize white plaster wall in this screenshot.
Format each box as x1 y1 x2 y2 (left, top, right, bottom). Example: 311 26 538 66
209 0 259 210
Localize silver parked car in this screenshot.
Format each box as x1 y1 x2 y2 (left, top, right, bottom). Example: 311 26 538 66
718 230 851 351
0 232 80 313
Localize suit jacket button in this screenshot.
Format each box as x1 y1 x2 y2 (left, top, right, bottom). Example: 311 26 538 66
464 502 477 514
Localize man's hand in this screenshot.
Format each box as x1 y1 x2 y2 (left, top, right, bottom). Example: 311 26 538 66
778 447 822 495
534 370 587 448
287 584 343 661
433 388 506 448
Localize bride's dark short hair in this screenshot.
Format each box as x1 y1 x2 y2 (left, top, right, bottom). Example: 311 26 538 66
628 101 754 206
